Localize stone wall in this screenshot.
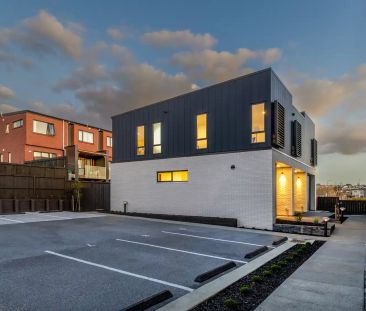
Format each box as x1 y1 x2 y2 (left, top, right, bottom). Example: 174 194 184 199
273 223 335 236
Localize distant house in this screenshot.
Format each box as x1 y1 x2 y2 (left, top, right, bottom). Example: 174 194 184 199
0 110 112 180
111 68 317 229
351 189 365 198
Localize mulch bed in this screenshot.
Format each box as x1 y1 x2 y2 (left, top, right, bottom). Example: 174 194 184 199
192 240 325 311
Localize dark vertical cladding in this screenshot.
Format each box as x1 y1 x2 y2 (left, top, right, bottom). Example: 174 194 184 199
311 138 318 166
271 100 285 149
112 69 272 163
291 120 302 157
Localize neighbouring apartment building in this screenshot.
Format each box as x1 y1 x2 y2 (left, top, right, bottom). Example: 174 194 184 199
111 68 317 229
0 110 112 180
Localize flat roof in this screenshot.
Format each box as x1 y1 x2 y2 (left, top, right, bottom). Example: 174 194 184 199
1 110 112 132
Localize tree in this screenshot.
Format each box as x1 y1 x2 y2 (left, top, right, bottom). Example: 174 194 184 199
72 181 82 212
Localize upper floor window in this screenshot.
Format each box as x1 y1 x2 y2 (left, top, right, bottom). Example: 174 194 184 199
78 130 94 143
33 120 55 136
153 122 162 154
33 151 56 160
157 170 189 182
5 124 9 133
0 154 3 162
251 103 265 143
13 119 23 129
106 136 113 147
8 152 11 163
137 125 145 155
196 113 207 149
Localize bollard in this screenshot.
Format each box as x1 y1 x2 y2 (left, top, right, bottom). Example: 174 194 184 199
0 199 2 214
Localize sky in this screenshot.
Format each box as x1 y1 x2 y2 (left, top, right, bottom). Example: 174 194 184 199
0 0 365 184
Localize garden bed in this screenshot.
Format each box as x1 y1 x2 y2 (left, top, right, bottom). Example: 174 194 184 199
192 240 325 311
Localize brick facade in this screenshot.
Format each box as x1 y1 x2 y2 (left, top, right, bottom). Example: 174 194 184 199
0 111 112 164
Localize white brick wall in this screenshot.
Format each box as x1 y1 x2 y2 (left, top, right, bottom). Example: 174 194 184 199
111 150 274 229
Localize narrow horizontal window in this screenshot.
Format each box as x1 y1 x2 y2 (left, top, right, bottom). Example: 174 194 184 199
157 170 189 182
251 103 265 143
196 113 207 149
137 125 145 155
153 122 162 154
13 119 23 129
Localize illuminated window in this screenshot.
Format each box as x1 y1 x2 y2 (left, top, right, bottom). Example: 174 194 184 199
251 103 265 143
196 113 207 149
137 125 145 155
153 122 161 154
157 170 189 182
33 120 55 136
5 124 9 133
8 152 11 163
78 130 94 143
0 154 3 162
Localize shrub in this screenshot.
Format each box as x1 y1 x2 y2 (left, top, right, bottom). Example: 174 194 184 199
286 255 294 262
293 251 301 257
251 275 264 283
262 270 272 277
270 264 281 271
277 260 288 267
224 297 238 309
294 211 304 223
239 285 252 294
305 242 312 248
313 217 319 224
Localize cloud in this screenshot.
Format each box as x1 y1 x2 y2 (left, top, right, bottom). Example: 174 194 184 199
318 120 366 155
171 48 281 83
107 28 124 40
0 84 15 98
0 103 18 114
0 10 83 60
142 29 217 49
288 64 366 118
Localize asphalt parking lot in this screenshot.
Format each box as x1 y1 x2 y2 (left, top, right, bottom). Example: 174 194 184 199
0 213 284 310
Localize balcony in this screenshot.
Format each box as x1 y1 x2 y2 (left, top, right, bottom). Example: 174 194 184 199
78 165 106 180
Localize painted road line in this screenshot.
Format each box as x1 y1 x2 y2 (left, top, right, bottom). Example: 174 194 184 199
116 238 247 264
161 231 275 248
45 250 193 292
0 217 24 223
36 214 71 220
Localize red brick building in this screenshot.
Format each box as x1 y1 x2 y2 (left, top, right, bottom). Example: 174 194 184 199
0 110 112 180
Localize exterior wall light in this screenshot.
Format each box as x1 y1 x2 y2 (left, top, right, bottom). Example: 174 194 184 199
231 164 236 170
323 217 330 237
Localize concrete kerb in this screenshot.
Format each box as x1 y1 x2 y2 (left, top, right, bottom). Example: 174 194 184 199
107 214 328 241
157 241 295 311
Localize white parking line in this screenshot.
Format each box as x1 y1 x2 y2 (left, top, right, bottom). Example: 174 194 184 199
45 250 193 292
116 238 247 264
0 217 24 223
162 231 275 248
36 214 71 220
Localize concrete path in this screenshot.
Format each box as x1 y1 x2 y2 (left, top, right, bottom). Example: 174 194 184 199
256 215 366 311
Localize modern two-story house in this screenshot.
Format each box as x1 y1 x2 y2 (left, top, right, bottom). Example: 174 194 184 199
0 110 112 180
111 68 317 229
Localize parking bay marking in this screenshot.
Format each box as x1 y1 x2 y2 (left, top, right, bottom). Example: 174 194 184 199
116 238 247 264
162 231 275 248
45 250 193 292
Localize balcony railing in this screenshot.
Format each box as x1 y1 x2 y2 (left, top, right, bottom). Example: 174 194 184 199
79 165 106 180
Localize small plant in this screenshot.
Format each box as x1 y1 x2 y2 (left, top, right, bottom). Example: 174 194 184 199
305 242 312 248
262 269 272 277
286 255 294 262
224 297 238 309
277 260 288 267
239 285 252 294
271 264 281 271
293 251 301 257
294 211 304 223
251 275 264 283
313 217 319 224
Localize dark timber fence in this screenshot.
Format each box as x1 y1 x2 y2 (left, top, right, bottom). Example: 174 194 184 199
0 163 110 214
317 196 366 215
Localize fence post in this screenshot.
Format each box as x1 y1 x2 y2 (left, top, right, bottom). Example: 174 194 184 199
45 199 50 212
59 199 63 212
31 199 35 212
14 199 19 213
71 195 74 212
0 199 2 214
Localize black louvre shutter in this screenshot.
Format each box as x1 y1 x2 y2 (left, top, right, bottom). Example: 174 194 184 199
291 120 302 157
311 138 318 166
272 101 285 148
